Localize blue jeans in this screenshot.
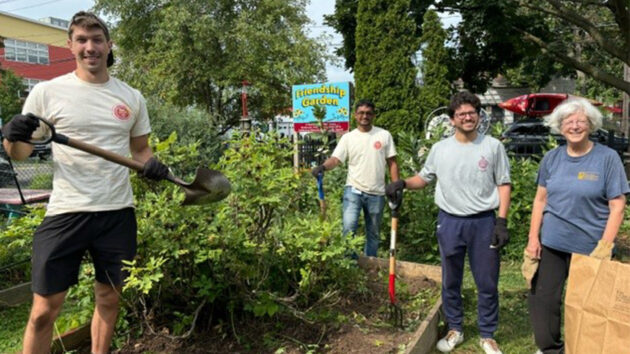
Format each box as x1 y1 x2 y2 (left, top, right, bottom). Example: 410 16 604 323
342 186 385 257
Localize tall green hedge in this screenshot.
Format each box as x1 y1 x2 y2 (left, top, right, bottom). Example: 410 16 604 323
354 0 420 136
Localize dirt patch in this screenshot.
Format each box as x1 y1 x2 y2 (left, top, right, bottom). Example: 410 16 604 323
112 270 439 353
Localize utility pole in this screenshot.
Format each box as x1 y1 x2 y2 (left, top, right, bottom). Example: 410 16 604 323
240 80 251 134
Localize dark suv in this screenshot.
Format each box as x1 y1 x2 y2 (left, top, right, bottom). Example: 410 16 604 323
502 118 629 158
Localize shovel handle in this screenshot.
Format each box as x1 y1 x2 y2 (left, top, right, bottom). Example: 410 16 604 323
35 116 187 186
316 174 324 200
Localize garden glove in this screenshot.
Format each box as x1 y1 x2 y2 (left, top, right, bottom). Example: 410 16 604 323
385 180 405 203
1 113 40 142
311 164 325 178
589 239 614 260
141 157 169 181
521 249 539 289
490 217 509 249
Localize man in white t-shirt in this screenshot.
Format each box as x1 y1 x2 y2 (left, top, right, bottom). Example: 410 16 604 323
1 12 168 354
311 99 399 257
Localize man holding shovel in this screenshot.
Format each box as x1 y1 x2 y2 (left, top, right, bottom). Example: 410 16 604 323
386 91 511 354
310 99 399 257
2 11 168 354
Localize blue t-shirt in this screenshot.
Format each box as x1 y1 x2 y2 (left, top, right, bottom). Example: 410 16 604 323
537 143 629 254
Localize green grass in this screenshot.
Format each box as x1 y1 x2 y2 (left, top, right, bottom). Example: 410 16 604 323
0 300 92 353
0 303 30 353
430 259 537 354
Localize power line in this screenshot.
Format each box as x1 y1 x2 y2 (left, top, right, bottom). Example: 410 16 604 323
0 0 22 5
6 0 64 12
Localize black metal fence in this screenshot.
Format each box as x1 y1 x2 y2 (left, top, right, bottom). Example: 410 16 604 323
296 134 337 168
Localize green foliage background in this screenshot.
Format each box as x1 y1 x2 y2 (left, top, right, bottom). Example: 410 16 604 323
0 68 26 122
354 0 420 136
94 0 329 129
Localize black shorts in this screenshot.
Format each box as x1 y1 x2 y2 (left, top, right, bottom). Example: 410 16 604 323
31 208 137 295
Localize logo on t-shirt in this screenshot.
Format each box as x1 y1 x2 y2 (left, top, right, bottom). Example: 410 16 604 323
112 104 131 121
374 141 382 150
577 171 599 181
478 156 489 171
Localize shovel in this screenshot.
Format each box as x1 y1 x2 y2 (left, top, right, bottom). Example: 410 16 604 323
316 173 326 220
29 116 230 205
388 189 404 328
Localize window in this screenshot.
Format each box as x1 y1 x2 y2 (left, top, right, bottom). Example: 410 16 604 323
19 78 43 98
4 39 49 65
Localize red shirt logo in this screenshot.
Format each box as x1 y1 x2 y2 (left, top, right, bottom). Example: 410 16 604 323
478 156 489 171
374 141 382 150
112 104 131 121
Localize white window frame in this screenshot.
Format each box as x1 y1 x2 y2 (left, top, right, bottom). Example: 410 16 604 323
4 38 49 65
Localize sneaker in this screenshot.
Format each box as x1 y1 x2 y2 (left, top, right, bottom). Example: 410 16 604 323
436 330 464 352
534 350 543 354
479 338 503 354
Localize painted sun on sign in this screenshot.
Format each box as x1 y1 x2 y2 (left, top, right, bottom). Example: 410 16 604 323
292 82 350 133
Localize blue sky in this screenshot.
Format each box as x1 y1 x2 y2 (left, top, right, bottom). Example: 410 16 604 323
0 0 354 82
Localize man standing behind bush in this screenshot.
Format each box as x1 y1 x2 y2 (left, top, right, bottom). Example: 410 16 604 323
311 99 399 257
2 11 169 354
386 91 511 354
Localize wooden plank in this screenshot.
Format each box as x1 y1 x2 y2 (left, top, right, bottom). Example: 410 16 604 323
358 256 442 283
51 323 91 353
357 256 443 354
0 282 32 307
407 300 443 354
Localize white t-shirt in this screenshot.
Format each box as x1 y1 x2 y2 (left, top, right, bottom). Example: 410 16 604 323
22 72 151 216
332 126 396 195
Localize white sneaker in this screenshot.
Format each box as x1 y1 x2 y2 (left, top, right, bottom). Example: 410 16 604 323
534 350 543 354
436 330 464 352
479 338 503 354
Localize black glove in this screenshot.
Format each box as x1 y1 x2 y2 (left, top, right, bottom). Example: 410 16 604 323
385 180 405 203
2 113 40 142
491 217 509 249
311 164 325 178
141 157 169 181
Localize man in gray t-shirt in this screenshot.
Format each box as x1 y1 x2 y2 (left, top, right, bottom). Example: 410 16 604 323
386 91 511 354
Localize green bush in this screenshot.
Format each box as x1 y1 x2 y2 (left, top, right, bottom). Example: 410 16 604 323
124 133 366 339
146 98 225 175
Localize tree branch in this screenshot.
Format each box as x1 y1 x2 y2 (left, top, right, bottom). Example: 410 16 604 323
516 28 630 94
608 0 630 54
520 0 627 63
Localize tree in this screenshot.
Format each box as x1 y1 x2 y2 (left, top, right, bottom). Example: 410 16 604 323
324 0 432 72
437 0 630 95
418 9 452 125
354 0 421 134
0 67 25 122
94 0 329 130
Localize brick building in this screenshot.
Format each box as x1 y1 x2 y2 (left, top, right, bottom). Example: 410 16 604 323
0 11 74 95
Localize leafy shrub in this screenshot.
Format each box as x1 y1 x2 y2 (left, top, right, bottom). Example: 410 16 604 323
124 133 366 339
146 98 225 175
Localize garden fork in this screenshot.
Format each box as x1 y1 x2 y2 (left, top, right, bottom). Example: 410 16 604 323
388 189 403 328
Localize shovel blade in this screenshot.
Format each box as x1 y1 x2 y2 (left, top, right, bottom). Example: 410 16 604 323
180 167 231 205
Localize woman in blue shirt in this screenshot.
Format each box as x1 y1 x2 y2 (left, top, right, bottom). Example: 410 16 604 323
523 98 628 354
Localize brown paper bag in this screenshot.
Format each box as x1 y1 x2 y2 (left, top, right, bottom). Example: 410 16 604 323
565 254 630 354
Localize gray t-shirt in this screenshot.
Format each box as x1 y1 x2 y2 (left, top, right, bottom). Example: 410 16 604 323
419 134 511 216
538 143 629 254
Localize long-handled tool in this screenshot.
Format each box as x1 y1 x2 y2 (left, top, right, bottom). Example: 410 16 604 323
316 173 326 220
30 116 231 205
388 189 403 328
